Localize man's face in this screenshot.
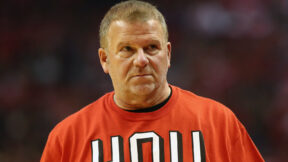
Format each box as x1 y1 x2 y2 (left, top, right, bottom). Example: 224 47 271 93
99 19 171 97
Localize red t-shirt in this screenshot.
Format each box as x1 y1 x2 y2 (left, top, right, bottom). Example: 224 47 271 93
41 85 264 162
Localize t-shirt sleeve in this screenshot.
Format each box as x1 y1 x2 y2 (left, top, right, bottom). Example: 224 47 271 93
40 130 63 162
229 119 265 162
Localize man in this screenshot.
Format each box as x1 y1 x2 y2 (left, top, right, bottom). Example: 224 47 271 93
41 0 264 161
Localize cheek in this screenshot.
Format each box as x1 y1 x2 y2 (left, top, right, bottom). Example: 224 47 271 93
110 58 131 79
151 54 169 74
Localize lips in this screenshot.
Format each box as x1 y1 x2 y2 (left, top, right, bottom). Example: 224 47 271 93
135 74 150 77
131 73 152 79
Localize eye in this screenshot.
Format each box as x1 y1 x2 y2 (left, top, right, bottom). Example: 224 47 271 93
121 46 133 52
119 46 134 58
145 44 159 54
148 44 157 50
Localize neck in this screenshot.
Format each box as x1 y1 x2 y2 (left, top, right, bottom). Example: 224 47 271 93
114 83 171 110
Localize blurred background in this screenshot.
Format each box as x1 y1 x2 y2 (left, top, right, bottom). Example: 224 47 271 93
0 0 287 161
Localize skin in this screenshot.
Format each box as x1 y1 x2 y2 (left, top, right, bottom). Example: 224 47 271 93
98 19 171 110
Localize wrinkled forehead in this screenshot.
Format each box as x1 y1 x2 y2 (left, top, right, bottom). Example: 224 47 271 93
112 19 164 34
107 19 165 43
106 20 166 48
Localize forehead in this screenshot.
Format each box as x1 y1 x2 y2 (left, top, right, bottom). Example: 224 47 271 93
107 20 165 47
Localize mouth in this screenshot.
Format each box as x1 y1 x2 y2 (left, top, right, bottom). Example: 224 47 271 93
131 74 152 79
135 74 150 77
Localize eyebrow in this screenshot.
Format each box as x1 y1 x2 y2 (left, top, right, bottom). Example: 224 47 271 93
116 39 162 49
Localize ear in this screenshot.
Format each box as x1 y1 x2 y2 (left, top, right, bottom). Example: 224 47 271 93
166 42 172 68
98 48 109 74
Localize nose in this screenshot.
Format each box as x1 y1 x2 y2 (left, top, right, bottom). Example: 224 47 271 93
133 48 149 67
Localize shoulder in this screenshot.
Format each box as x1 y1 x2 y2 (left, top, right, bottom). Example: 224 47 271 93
172 85 237 120
49 92 112 137
173 85 244 133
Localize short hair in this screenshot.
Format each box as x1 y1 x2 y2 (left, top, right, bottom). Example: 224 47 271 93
99 0 168 49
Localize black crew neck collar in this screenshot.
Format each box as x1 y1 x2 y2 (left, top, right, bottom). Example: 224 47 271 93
126 87 172 113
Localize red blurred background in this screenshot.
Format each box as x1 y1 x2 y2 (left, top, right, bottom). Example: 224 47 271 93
0 0 287 161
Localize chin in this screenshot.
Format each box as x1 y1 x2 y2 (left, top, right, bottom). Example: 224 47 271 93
131 83 156 96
